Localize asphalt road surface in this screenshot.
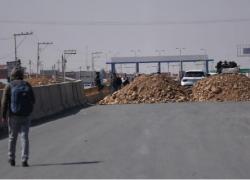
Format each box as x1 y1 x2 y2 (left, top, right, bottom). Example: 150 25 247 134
1 102 250 178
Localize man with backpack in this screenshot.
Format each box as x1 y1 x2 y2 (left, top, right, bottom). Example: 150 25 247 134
1 67 35 167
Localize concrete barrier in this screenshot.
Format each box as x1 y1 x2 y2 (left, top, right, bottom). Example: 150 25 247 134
60 83 71 109
65 83 76 107
76 81 87 105
41 86 55 116
72 82 80 106
29 87 44 120
0 81 87 126
48 84 64 114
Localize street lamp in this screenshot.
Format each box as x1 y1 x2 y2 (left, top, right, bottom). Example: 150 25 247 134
91 51 103 71
14 31 33 61
37 42 53 76
155 49 165 56
62 49 77 81
130 49 140 57
176 48 186 79
200 48 207 71
91 51 102 86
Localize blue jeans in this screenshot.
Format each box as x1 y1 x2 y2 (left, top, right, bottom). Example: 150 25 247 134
8 115 31 162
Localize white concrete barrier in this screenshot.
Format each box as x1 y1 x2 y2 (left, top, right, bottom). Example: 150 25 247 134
0 81 87 125
29 87 45 120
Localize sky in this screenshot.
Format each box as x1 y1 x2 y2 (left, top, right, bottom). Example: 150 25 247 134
0 0 250 74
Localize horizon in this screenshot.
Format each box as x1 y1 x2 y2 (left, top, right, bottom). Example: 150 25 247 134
0 0 250 74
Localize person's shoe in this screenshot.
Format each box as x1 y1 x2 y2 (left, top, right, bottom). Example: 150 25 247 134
22 161 29 167
8 159 15 167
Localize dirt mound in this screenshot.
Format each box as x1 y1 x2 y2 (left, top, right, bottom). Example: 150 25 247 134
26 76 58 86
192 73 250 102
99 74 190 105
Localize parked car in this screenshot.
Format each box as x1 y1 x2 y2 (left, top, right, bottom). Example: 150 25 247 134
181 70 206 86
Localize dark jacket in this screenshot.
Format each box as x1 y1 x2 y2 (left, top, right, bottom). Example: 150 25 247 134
1 80 35 119
111 75 118 91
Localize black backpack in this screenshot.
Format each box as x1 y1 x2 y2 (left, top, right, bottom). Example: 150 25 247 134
10 81 34 116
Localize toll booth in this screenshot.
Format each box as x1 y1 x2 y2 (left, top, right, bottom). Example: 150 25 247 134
106 55 214 76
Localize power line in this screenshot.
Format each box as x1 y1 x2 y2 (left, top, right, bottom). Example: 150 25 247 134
14 31 33 61
16 36 28 49
0 18 250 26
0 53 14 60
0 37 12 41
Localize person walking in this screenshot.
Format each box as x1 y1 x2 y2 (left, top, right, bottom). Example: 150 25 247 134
111 73 118 93
116 75 122 90
122 74 130 87
95 72 103 91
1 67 35 167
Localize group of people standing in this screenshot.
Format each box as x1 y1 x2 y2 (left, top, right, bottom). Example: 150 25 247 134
95 71 130 93
110 73 130 93
95 72 129 93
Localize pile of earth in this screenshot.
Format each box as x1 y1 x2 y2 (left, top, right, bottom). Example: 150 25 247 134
99 74 191 105
26 76 58 86
192 73 250 102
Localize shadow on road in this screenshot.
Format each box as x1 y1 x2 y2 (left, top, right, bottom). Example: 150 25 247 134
31 160 102 167
0 104 94 140
31 104 92 127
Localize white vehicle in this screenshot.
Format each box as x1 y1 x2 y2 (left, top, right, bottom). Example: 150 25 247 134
181 70 206 86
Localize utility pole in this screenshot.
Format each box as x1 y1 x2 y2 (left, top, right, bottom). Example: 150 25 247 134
62 50 76 82
176 48 186 79
155 49 165 56
79 66 82 80
200 48 207 72
91 51 102 84
37 42 53 77
51 64 56 77
28 60 32 78
57 59 61 72
14 31 33 61
85 46 89 71
130 49 140 57
61 54 64 80
91 51 102 71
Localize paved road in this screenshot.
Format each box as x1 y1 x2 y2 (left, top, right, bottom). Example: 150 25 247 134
1 102 250 178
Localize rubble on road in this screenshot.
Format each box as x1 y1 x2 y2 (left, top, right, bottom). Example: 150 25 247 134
192 73 250 102
99 74 191 105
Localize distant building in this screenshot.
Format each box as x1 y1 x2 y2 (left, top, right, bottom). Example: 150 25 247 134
40 70 58 76
0 65 8 79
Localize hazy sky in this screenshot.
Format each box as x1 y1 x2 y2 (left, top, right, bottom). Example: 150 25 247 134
0 0 250 73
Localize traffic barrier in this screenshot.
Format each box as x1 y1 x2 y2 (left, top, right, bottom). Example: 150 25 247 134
60 82 71 109
0 81 87 125
72 82 79 106
76 81 87 105
29 87 44 120
47 84 64 114
40 86 54 116
67 83 77 107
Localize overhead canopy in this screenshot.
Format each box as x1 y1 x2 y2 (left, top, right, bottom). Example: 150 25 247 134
107 55 212 64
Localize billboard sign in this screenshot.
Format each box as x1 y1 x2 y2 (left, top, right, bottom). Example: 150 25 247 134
237 44 250 57
243 48 250 55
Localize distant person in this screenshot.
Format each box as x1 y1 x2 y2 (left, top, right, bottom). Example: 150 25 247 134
1 67 35 167
216 61 223 74
122 74 130 86
116 76 122 90
99 69 105 86
95 72 103 91
111 73 118 93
